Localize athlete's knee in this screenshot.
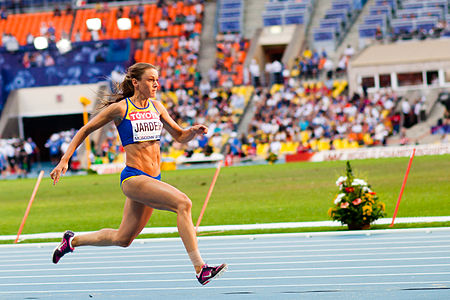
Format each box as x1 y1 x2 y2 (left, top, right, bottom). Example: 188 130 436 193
115 236 134 248
111 232 134 247
176 193 192 214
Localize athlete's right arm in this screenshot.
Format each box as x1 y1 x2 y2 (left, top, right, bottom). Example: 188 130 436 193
50 101 124 185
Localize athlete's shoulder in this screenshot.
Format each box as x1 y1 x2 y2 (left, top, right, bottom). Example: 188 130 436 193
104 99 127 119
151 100 166 113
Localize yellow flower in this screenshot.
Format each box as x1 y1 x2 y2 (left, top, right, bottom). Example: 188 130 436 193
378 202 386 211
327 207 333 217
363 205 372 216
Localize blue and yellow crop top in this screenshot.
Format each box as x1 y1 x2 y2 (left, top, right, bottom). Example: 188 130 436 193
116 98 163 147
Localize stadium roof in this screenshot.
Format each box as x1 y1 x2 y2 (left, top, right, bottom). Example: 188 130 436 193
351 39 450 67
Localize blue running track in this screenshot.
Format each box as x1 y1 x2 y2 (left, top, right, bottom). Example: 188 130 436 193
0 228 449 299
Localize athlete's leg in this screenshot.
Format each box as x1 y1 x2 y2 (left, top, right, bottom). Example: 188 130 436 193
72 198 153 247
122 176 203 271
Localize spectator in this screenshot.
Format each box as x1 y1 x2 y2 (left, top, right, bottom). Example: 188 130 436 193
1 32 9 46
44 53 55 66
90 30 99 41
139 22 148 40
401 99 412 128
32 52 44 67
40 22 48 37
116 6 124 19
208 67 219 88
249 59 261 87
199 78 211 96
74 30 82 42
272 60 283 84
1 6 8 20
158 17 169 31
26 32 34 45
53 5 61 17
5 34 19 52
323 58 334 79
47 22 56 42
65 4 73 15
335 55 347 77
265 61 273 86
136 3 145 24
22 52 31 68
343 44 355 58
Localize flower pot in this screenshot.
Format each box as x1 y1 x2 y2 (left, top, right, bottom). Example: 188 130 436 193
347 223 370 230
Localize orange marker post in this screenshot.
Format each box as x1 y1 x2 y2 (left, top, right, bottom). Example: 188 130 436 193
80 96 92 170
390 148 416 227
14 170 45 244
195 160 223 233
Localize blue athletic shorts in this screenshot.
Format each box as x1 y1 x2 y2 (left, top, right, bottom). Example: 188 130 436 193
120 165 161 186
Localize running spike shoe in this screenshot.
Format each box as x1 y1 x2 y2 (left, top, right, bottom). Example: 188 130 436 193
196 263 228 285
52 230 74 264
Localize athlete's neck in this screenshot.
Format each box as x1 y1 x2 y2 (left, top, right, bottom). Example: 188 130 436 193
130 96 149 108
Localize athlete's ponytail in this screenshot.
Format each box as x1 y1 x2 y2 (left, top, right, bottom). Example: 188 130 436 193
96 62 158 112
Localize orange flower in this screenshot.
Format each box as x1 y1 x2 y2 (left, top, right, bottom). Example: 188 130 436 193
352 198 362 205
340 202 349 209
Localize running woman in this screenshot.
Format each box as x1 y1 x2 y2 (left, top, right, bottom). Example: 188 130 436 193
50 63 227 285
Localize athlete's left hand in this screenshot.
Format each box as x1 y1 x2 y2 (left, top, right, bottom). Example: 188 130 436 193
192 125 208 135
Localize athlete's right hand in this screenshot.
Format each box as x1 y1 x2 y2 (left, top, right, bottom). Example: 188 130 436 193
50 161 68 185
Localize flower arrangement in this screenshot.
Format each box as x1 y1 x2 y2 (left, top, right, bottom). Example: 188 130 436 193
266 152 278 164
328 161 386 230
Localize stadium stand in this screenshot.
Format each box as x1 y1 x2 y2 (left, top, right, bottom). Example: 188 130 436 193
358 0 450 47
242 76 399 161
0 0 448 174
217 0 244 34
261 0 312 27
312 0 366 51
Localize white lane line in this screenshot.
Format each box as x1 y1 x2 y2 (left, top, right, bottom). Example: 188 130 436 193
0 264 449 280
3 245 449 263
1 281 450 294
3 235 450 257
1 273 450 287
2 228 450 250
0 217 432 239
1 256 449 273
1 249 449 267
2 217 450 241
2 239 450 258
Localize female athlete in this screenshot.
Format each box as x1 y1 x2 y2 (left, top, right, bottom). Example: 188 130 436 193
50 62 227 285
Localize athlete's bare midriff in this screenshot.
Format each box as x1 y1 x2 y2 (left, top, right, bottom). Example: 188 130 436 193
123 141 161 177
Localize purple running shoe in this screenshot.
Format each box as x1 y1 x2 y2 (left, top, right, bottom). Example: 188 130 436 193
52 230 74 264
196 263 228 285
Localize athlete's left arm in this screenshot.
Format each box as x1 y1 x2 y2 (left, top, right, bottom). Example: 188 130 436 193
154 101 207 143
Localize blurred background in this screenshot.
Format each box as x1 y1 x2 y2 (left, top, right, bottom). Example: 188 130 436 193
0 0 449 179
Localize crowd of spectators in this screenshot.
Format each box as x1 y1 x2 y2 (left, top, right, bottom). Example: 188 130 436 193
385 20 450 42
0 137 39 178
151 36 201 92
1 32 19 51
2 0 447 175
431 94 450 140
209 32 249 87
157 84 250 160
133 0 204 91
44 130 78 166
234 74 402 160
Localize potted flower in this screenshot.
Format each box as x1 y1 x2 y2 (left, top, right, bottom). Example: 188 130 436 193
328 161 386 230
266 152 278 164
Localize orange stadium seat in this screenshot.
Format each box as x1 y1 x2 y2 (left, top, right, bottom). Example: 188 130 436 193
134 49 143 62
